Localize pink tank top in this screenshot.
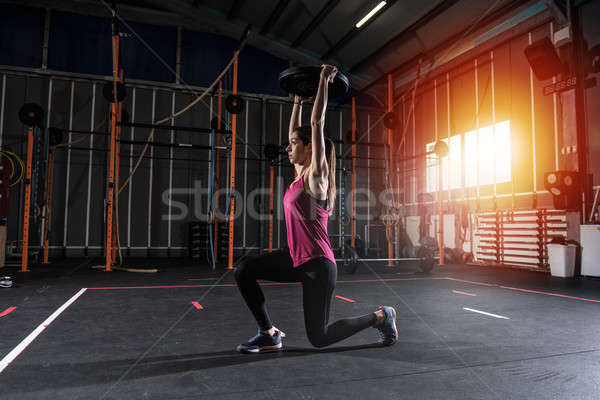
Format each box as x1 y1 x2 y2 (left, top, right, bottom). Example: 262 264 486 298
283 173 336 268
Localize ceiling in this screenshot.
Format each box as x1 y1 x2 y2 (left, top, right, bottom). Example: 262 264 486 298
7 0 559 98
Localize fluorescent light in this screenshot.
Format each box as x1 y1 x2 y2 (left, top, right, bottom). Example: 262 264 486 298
355 1 387 28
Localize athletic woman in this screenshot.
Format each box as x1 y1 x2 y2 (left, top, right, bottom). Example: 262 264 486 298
234 64 397 353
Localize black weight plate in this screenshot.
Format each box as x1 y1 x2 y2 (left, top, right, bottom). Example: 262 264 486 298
417 246 435 273
103 81 127 103
18 103 44 127
383 112 397 130
278 66 350 99
210 117 219 131
225 94 244 114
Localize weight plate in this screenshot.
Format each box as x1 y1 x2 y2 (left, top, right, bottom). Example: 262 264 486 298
225 94 244 114
278 66 350 99
417 246 435 273
18 103 44 127
383 112 397 130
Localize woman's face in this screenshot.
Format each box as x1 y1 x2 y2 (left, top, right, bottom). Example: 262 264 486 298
286 132 311 165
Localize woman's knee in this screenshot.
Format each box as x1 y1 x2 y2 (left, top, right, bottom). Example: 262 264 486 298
306 329 328 348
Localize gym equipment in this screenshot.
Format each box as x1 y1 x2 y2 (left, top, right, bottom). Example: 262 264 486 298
18 103 44 127
339 250 436 274
434 140 449 158
225 94 244 114
102 81 127 102
278 66 350 99
544 170 581 210
383 112 397 129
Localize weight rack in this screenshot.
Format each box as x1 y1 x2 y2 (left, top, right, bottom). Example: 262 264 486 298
474 209 568 271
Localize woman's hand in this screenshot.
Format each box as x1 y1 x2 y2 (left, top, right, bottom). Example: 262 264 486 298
294 94 314 104
320 64 338 84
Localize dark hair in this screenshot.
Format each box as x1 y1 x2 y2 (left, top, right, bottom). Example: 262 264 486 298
293 126 337 213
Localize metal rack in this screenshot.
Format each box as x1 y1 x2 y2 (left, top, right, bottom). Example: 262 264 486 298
474 210 568 271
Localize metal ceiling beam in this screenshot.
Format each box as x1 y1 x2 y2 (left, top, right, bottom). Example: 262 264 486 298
359 0 529 92
260 0 291 35
291 0 340 48
227 0 243 21
321 0 397 61
348 0 461 74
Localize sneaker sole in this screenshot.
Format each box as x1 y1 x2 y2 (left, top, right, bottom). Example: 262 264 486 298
236 342 283 354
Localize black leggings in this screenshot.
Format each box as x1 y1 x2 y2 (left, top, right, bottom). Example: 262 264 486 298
234 250 376 348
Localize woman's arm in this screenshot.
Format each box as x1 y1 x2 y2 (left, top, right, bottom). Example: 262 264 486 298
310 65 337 177
288 94 303 137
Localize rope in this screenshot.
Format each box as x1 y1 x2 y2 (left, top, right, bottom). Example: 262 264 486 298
117 50 240 195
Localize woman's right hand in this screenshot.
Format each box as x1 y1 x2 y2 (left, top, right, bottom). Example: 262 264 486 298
320 64 338 84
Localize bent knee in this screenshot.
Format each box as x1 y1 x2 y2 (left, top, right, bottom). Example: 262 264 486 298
307 332 329 348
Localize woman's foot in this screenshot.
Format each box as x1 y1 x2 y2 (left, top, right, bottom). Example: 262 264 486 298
374 306 398 346
236 329 283 353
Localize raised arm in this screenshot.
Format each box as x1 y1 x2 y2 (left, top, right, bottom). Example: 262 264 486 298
288 94 303 137
310 65 337 177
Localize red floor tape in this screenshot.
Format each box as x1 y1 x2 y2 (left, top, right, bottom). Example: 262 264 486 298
335 295 356 303
0 307 16 318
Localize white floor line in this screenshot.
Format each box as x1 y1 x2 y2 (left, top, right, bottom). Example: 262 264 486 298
0 288 87 374
463 307 510 320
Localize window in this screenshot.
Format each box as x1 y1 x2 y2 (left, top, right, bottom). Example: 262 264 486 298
427 120 511 191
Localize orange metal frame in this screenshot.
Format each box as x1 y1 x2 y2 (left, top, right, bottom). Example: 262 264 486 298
227 59 238 270
105 30 120 272
111 69 124 265
21 127 34 272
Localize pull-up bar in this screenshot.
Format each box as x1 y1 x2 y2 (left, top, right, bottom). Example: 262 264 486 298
118 121 232 135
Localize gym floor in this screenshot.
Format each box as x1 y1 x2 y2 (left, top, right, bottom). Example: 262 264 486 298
1 259 599 399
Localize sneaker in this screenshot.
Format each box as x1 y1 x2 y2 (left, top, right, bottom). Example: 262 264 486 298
374 306 398 346
0 276 12 288
236 329 282 353
272 325 286 338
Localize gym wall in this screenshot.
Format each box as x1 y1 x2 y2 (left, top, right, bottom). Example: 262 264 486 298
393 2 600 218
0 4 387 258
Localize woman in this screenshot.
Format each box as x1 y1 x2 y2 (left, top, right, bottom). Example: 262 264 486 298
234 64 397 353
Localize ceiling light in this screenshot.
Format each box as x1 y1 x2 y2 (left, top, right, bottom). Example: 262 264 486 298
355 1 387 28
